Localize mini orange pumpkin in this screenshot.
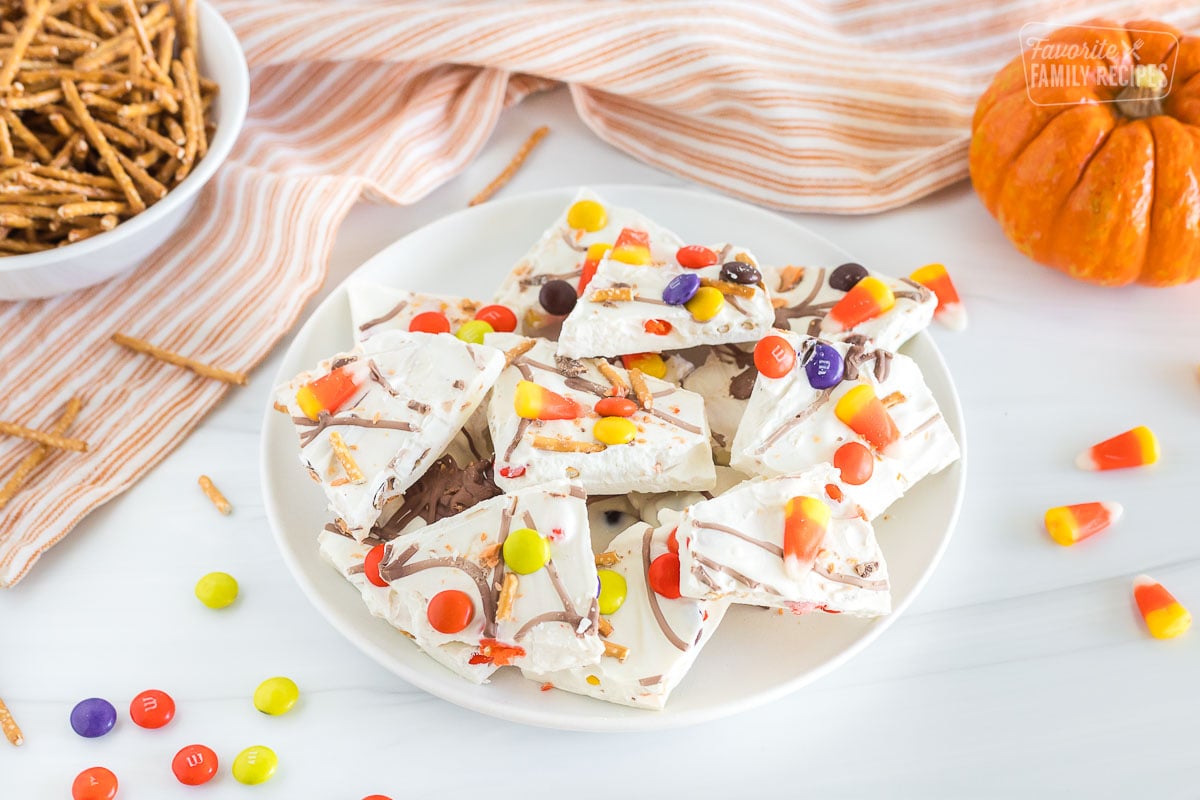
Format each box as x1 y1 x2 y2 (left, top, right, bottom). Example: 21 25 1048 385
970 20 1200 286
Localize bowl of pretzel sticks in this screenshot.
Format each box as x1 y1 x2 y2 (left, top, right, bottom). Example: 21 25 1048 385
0 0 247 300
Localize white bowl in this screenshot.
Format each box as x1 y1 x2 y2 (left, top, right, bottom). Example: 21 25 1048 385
0 0 249 300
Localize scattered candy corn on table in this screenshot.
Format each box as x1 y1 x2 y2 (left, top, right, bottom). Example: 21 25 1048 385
2 89 1199 796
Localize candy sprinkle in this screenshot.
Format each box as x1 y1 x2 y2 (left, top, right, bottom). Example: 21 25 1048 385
1133 575 1191 640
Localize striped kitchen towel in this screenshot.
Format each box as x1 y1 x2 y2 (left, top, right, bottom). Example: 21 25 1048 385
2 0 1198 586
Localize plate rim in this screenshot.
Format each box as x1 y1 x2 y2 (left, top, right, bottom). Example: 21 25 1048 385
260 183 968 732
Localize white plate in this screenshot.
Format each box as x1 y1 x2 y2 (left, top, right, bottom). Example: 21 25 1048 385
261 185 967 732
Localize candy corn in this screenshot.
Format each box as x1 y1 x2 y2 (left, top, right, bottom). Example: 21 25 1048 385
825 276 895 332
1043 502 1122 546
295 366 362 421
783 496 830 577
577 242 612 294
834 385 900 450
1076 426 1159 471
909 263 967 331
1133 575 1191 639
609 228 651 266
513 380 581 421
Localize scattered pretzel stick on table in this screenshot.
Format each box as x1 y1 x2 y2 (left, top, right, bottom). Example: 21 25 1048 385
111 332 248 385
0 397 82 511
0 696 23 746
0 419 88 451
468 125 549 206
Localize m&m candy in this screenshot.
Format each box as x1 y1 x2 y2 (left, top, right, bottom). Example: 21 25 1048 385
363 796 395 800
685 286 724 321
783 496 830 576
232 745 278 785
364 543 388 587
129 689 175 729
593 416 637 446
474 304 517 333
514 380 580 420
676 245 718 269
1076 425 1159 471
720 260 761 285
173 744 219 786
835 385 900 450
195 572 239 609
909 263 967 331
754 335 795 379
825 275 895 332
408 311 451 334
621 353 667 379
803 342 843 390
254 677 300 716
72 767 117 800
648 553 681 599
1133 575 1191 640
662 273 701 305
295 366 361 421
503 527 550 574
833 442 874 485
643 319 672 335
610 228 651 265
566 199 606 231
539 279 578 316
455 319 494 345
594 397 636 417
70 698 116 739
597 569 627 614
828 262 868 292
1043 502 1122 546
427 590 475 634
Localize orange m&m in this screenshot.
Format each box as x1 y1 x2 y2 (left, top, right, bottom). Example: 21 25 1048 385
363 544 388 587
676 245 718 269
753 335 795 379
648 552 681 599
408 311 451 334
833 441 874 485
595 397 637 417
474 304 517 333
427 590 475 634
129 689 175 729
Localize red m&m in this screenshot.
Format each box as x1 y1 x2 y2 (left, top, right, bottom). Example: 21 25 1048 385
364 544 388 587
754 335 795 379
676 245 718 269
648 553 681 599
173 744 219 786
475 305 517 333
408 311 451 334
130 689 175 729
427 590 475 634
72 767 117 800
833 441 874 485
595 397 637 417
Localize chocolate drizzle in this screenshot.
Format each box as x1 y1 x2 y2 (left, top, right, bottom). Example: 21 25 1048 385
519 267 583 289
842 334 892 383
358 300 408 333
554 355 587 377
693 520 783 557
753 387 834 454
642 528 690 652
904 413 942 440
368 360 400 396
820 567 888 591
693 552 781 595
711 344 758 400
895 277 933 304
294 412 418 447
773 267 837 330
373 455 501 539
382 543 499 637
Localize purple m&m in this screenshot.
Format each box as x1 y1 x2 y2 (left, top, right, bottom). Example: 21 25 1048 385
804 342 844 390
71 698 117 738
662 273 701 305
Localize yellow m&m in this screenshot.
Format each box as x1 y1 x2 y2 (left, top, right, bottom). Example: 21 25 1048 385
685 286 725 322
195 572 238 609
253 677 299 716
597 569 627 614
567 200 607 232
232 746 278 785
455 319 494 345
503 528 550 574
594 416 636 446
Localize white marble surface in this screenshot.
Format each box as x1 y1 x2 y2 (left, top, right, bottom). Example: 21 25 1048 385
3 87 1200 798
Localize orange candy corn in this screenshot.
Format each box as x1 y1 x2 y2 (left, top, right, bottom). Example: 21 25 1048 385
1133 575 1191 639
610 227 651 266
834 385 900 450
825 276 895 332
1044 502 1122 546
783 496 830 576
909 263 967 331
1076 426 1159 471
513 380 581 421
296 366 361 421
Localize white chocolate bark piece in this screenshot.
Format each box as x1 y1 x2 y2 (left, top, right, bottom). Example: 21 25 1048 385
764 263 935 352
377 480 603 674
676 466 891 617
557 252 774 359
629 465 747 527
318 529 498 683
730 330 959 520
276 330 504 538
348 283 483 344
491 188 684 338
525 522 730 710
485 333 715 495
680 344 756 463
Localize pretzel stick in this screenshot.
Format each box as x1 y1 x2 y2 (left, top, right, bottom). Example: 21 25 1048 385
0 697 23 747
588 287 632 303
700 277 756 299
628 368 653 411
85 1 119 36
597 617 613 637
503 339 535 367
156 23 173 75
181 46 204 156
170 59 196 179
1 88 62 109
0 419 87 451
603 640 630 662
197 474 231 515
0 0 50 90
111 332 248 384
0 118 11 159
183 0 196 57
327 432 364 482
531 436 606 454
594 551 620 567
60 79 144 211
468 125 549 206
1 109 52 162
44 15 101 42
496 573 518 622
595 361 627 396
0 397 82 511
106 112 183 157
114 149 165 199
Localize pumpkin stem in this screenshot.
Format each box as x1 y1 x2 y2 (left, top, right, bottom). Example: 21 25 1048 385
1115 64 1167 119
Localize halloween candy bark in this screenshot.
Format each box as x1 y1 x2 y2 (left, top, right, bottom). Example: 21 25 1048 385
276 330 504 538
675 465 891 617
348 284 486 344
485 333 715 495
492 188 684 338
730 330 959 520
525 522 730 710
376 480 604 674
556 244 775 358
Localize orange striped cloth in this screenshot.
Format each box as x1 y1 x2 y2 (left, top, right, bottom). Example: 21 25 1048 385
2 0 1198 586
